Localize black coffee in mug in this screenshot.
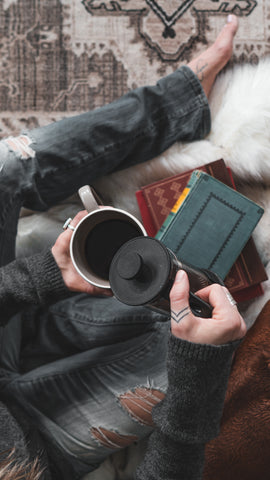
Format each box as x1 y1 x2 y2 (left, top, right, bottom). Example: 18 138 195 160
84 219 142 280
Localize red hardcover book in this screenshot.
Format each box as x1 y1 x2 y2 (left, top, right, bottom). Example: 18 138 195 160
135 159 267 302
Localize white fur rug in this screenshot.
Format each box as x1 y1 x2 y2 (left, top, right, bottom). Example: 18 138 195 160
17 57 270 329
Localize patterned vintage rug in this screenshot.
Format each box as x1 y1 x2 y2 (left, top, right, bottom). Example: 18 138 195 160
0 0 268 137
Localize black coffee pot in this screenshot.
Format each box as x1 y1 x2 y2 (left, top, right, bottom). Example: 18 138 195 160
109 237 224 318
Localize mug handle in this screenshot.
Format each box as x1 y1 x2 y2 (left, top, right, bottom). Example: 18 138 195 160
78 185 103 213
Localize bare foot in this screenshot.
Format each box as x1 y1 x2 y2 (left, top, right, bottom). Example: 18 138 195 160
188 15 238 97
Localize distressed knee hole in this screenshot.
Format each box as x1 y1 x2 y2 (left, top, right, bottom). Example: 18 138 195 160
4 135 35 159
119 387 165 426
90 426 138 449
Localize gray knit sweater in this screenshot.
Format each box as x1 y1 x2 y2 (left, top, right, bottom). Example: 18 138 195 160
0 250 238 479
0 249 69 325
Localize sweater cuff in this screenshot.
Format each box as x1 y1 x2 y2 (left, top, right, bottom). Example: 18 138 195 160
25 249 70 306
152 333 241 444
168 332 241 362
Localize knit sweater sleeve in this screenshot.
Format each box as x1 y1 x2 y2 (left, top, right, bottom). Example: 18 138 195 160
0 250 70 325
135 333 240 480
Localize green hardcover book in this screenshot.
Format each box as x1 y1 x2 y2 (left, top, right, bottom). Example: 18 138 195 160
155 170 264 279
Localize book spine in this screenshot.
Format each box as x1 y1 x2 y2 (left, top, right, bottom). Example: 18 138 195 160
135 190 157 236
155 170 201 240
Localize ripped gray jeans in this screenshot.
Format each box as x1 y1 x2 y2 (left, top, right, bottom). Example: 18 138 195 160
0 66 210 479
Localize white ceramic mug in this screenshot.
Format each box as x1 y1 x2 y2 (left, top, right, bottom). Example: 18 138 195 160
70 185 147 288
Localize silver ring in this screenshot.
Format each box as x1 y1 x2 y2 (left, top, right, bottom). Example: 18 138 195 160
62 217 75 231
225 290 237 307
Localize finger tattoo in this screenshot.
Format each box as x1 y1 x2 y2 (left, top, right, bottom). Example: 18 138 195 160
171 306 190 323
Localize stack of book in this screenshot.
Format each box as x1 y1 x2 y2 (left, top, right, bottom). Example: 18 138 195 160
136 159 267 302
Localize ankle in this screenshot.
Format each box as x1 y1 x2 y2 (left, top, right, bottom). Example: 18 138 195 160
187 15 238 98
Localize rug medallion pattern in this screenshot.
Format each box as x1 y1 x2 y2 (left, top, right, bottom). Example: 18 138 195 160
0 0 268 136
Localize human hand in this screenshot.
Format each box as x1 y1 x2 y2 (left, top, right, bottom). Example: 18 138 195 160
51 210 112 297
169 270 246 345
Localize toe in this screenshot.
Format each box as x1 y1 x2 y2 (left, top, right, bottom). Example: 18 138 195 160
224 14 239 37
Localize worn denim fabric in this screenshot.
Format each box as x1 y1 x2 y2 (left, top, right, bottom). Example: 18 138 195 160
2 299 169 479
0 66 210 479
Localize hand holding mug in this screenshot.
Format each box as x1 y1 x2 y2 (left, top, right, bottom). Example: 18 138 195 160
53 185 146 295
170 270 247 345
52 211 112 296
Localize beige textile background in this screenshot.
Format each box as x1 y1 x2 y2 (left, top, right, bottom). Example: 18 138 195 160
0 0 268 137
